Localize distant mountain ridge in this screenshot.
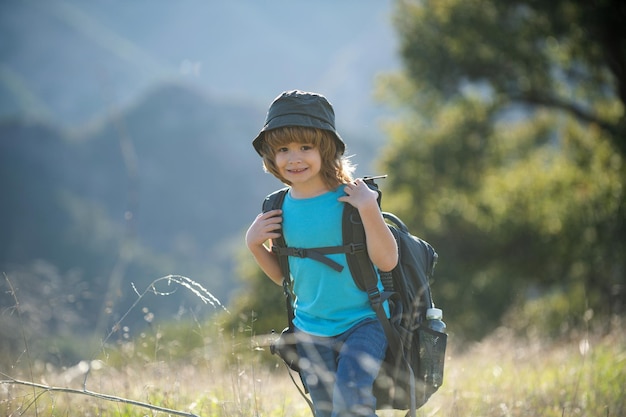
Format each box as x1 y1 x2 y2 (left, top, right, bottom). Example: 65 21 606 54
0 79 382 354
0 1 397 131
0 0 396 361
0 82 283 351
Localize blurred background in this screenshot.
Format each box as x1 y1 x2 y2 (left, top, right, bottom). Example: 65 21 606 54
0 0 399 362
1 0 624 366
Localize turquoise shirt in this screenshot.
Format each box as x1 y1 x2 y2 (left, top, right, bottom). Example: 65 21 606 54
283 187 384 337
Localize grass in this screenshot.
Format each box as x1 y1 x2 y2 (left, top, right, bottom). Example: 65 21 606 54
2 273 624 416
1 274 313 417
415 327 626 417
3 325 624 417
2 341 312 417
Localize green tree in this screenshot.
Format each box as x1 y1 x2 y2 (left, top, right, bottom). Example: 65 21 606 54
395 0 626 152
376 0 625 340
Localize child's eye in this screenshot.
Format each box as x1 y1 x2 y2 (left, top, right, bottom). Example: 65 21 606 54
301 144 314 151
276 147 288 153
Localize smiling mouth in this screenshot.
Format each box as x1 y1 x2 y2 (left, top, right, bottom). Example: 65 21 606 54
288 167 308 173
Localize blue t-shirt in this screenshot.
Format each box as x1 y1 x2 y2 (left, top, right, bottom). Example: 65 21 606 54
282 187 384 337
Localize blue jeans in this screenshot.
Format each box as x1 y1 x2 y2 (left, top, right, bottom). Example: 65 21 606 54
295 318 387 417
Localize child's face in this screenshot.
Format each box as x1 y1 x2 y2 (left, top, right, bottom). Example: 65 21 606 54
273 142 323 189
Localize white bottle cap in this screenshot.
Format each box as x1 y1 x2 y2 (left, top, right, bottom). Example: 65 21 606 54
426 307 443 320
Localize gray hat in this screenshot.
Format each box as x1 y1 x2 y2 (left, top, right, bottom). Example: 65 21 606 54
252 90 345 156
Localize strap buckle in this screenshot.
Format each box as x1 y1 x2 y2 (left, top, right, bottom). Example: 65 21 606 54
367 288 382 306
348 243 366 254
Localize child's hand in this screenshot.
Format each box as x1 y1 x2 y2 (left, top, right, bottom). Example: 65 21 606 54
341 178 398 271
245 209 283 249
338 178 378 210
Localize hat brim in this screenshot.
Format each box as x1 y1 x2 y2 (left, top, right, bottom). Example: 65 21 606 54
253 113 345 156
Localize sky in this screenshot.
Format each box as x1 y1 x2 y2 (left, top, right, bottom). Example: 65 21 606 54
1 0 400 135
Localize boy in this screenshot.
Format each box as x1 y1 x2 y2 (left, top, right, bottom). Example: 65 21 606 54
246 90 398 417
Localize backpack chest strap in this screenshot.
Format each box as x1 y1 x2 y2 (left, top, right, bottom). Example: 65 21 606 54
272 243 366 273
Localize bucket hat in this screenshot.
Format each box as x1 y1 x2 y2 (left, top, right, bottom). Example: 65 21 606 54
252 90 345 156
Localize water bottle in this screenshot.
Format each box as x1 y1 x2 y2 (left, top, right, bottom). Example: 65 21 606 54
426 307 446 333
421 307 447 389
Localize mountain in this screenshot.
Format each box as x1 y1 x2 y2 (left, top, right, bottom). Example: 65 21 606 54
0 0 396 363
0 82 275 350
0 0 398 131
0 80 385 361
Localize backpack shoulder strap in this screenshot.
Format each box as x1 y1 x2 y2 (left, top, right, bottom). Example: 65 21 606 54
344 178 382 293
343 179 406 361
262 187 290 280
262 187 296 323
262 187 289 216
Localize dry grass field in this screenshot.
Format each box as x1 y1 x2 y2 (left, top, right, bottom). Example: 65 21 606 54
2 321 624 417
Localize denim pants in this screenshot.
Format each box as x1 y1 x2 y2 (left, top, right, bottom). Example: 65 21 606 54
295 318 387 417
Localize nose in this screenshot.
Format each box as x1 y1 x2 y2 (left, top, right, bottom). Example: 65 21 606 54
288 150 302 164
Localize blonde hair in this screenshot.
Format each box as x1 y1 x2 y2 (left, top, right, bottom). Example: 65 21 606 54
260 127 354 189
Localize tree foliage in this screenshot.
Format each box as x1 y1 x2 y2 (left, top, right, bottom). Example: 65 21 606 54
376 0 625 340
395 0 626 152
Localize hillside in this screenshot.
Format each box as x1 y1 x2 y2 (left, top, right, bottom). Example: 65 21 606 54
0 83 274 353
0 80 384 362
0 0 396 363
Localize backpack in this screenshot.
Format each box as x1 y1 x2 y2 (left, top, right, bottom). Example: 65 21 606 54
264 177 446 417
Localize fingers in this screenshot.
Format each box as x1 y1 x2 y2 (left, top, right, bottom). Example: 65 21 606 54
261 210 283 230
343 179 369 195
340 179 379 209
345 178 367 191
261 209 282 218
247 211 282 247
258 210 282 227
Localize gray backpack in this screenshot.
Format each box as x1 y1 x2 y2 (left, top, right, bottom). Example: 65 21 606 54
265 177 446 417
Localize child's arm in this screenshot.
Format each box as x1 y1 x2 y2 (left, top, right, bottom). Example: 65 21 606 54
245 210 284 285
339 179 399 272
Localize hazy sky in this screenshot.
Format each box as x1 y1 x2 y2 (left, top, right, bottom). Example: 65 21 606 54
1 1 400 133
